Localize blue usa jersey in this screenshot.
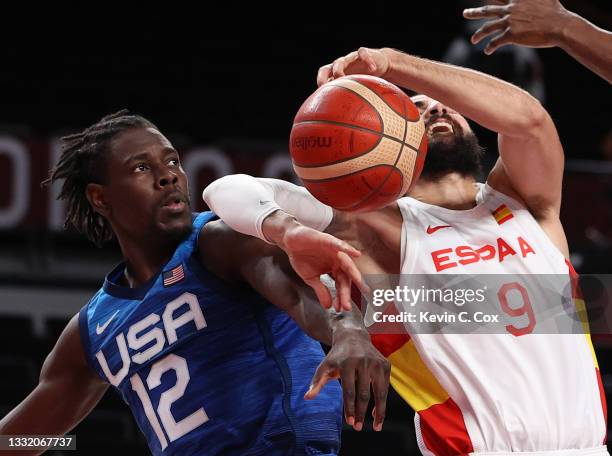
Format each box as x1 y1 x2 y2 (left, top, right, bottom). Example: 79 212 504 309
78 212 342 455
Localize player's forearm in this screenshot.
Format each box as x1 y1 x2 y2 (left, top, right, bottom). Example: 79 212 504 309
556 12 612 83
203 174 281 241
382 48 548 137
203 174 332 243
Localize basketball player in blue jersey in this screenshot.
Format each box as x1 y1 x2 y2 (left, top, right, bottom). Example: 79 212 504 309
0 111 390 455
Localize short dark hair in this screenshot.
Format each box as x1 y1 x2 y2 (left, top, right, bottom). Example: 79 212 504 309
42 110 157 246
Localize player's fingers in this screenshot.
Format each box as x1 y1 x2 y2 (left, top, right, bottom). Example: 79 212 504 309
470 18 507 45
332 58 347 79
371 359 391 431
305 362 339 399
353 365 371 431
335 270 351 312
339 364 356 426
317 64 333 86
307 279 333 309
321 233 361 258
463 5 508 19
338 251 370 298
485 30 513 55
357 47 377 72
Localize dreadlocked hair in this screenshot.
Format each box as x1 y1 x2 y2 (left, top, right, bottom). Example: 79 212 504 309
42 110 158 247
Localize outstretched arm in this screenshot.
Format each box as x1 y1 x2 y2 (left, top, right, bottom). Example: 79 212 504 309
318 47 564 222
203 175 367 310
198 220 390 431
0 315 108 455
464 0 612 83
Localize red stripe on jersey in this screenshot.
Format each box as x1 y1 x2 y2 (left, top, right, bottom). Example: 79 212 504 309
370 333 411 358
419 398 474 456
565 259 584 300
352 283 411 357
596 367 608 444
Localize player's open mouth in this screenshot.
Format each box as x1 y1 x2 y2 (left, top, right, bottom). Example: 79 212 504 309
164 200 186 212
161 193 187 213
427 120 454 135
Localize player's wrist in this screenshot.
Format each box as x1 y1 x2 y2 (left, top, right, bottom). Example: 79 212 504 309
330 310 370 345
261 210 300 248
554 7 580 48
379 48 401 83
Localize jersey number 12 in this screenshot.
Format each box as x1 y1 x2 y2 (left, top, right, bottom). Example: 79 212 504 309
130 353 208 450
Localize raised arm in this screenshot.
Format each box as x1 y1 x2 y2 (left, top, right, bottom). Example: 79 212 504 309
463 0 612 83
318 47 564 222
198 220 390 431
203 175 367 310
0 314 108 456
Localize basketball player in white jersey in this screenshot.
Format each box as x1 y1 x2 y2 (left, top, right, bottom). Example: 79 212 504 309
203 47 608 455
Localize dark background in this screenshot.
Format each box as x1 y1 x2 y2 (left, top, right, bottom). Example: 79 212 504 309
0 4 611 455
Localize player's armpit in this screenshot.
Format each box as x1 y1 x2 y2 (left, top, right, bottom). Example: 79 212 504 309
0 314 108 452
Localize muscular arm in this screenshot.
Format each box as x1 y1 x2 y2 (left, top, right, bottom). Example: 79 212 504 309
464 0 612 83
324 47 564 220
203 176 368 309
203 174 336 241
0 314 108 455
198 219 360 344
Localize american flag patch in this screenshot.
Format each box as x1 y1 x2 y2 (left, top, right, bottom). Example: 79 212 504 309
163 264 185 287
492 204 514 225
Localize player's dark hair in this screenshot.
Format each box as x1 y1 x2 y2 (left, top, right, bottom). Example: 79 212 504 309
42 110 158 247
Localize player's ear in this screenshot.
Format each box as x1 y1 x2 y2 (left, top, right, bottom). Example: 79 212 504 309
86 183 111 217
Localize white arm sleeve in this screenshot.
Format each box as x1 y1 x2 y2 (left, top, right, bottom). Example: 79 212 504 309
202 174 333 243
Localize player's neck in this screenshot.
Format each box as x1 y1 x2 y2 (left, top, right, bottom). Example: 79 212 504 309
410 173 479 210
117 236 178 288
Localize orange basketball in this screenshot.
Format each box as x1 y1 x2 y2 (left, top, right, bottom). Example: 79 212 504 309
290 75 427 212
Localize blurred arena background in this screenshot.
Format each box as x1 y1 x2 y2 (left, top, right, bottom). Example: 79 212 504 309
0 4 611 454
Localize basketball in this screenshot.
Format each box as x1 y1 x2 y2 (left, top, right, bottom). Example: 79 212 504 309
289 75 428 212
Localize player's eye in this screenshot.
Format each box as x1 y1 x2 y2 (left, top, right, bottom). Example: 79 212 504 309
134 163 149 172
415 102 426 114
168 158 180 167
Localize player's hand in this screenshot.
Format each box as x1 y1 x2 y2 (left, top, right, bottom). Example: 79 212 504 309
280 223 369 311
305 328 390 432
262 209 368 311
317 47 393 87
463 0 569 54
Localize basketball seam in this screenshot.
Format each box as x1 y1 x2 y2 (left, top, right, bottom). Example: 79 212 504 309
291 122 384 169
301 163 399 211
341 99 409 211
331 78 418 123
330 83 385 132
299 164 396 184
292 119 419 156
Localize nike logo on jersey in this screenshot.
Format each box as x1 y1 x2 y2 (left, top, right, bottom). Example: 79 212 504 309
426 225 452 234
96 310 120 335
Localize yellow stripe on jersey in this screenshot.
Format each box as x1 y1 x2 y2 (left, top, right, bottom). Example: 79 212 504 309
574 297 600 369
388 339 450 411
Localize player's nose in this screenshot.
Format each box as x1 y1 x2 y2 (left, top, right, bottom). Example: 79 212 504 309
424 101 449 120
158 170 178 188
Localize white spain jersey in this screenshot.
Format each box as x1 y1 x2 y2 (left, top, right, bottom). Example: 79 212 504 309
375 183 608 455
